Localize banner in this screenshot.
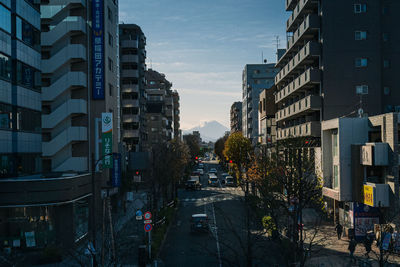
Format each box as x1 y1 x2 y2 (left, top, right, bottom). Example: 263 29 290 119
102 113 113 168
363 185 374 206
111 153 121 187
92 0 105 99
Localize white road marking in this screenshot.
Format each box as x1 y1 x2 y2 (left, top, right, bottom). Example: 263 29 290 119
211 203 222 267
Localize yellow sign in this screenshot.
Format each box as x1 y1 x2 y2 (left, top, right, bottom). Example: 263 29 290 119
363 185 374 206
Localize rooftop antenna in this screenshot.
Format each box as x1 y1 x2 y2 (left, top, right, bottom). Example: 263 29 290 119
150 59 152 69
275 35 280 50
261 51 264 64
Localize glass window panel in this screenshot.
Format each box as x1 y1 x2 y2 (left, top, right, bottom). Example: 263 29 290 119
0 4 11 33
0 53 11 81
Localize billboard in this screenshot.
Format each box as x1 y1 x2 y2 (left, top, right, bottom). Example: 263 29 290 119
102 113 113 168
353 202 380 240
92 0 105 99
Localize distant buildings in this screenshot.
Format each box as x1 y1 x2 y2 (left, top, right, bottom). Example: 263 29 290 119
258 85 277 145
275 0 400 141
242 64 278 145
230 101 242 134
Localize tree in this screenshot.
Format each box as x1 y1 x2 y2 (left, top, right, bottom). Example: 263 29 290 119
168 138 190 198
183 134 200 163
214 133 229 163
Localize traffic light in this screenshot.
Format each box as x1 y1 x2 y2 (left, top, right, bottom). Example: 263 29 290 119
195 156 198 160
229 160 233 163
135 171 139 175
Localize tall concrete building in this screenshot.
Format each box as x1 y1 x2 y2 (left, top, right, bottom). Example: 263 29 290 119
275 0 400 141
145 69 174 146
230 101 242 134
119 24 147 152
0 0 41 178
172 90 181 139
258 85 277 145
242 64 278 144
41 0 119 172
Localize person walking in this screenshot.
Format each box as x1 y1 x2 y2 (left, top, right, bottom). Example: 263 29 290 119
335 222 343 240
348 237 357 263
364 236 372 258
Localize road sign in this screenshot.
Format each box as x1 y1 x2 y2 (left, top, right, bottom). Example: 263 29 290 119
144 211 152 220
136 215 142 221
136 210 143 217
144 219 152 224
144 223 152 232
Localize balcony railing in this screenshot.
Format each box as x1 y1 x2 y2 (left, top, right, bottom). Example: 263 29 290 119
121 39 138 48
287 0 317 32
275 41 320 85
122 99 139 107
121 69 139 78
286 0 298 11
276 95 321 122
121 84 139 93
275 68 321 103
277 121 321 140
121 54 139 63
122 114 139 123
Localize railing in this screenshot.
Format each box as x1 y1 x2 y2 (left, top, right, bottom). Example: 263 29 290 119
276 95 321 122
287 0 316 32
277 121 321 140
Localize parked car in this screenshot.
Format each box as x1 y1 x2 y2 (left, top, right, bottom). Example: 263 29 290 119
192 169 200 176
190 214 209 232
224 175 235 187
186 176 201 190
198 163 204 169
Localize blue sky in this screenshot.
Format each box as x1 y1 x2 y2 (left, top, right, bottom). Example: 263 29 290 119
119 0 287 130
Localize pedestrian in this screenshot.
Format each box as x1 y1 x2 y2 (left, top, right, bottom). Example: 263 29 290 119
364 236 372 258
335 222 343 240
348 237 357 263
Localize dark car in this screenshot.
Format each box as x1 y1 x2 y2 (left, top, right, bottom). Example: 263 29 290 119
190 214 209 232
185 176 201 190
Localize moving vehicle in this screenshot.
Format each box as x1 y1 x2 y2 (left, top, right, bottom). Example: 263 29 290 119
208 174 219 187
196 168 204 175
224 175 235 187
198 163 204 169
192 169 200 176
190 214 209 232
186 176 201 190
208 168 217 174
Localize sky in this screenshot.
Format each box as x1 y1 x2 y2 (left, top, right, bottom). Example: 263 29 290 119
119 0 287 130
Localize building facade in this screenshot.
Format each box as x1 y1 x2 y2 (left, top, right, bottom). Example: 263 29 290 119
172 90 181 139
0 0 42 178
258 85 277 145
242 64 278 145
230 101 242 134
275 0 400 141
119 24 147 152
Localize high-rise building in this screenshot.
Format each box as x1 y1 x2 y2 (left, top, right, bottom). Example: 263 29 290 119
0 0 42 178
145 69 174 146
41 0 119 172
119 24 147 152
275 0 400 141
242 64 278 144
230 101 242 134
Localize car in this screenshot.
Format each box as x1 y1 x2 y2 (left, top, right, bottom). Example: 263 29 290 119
186 176 202 190
224 175 235 187
190 214 209 232
192 169 200 176
198 163 204 169
209 168 217 174
196 169 204 175
208 175 219 187
221 173 229 180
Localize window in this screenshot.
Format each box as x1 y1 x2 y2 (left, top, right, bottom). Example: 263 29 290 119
354 4 367 13
107 7 112 22
332 132 338 157
355 58 368 67
16 17 40 51
383 60 390 68
382 33 389 42
0 53 11 81
17 107 41 133
0 103 12 129
333 165 339 189
108 58 113 72
0 4 11 33
355 31 367 40
16 61 41 91
356 85 368 95
109 83 113 96
384 87 390 95
108 32 113 47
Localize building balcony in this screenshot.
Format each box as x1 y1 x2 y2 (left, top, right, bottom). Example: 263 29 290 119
123 129 139 139
42 72 87 102
276 95 321 122
42 127 87 157
275 68 321 104
121 69 139 78
41 16 86 46
362 183 390 207
275 41 320 85
121 39 138 48
41 0 86 19
42 99 87 129
0 173 93 207
277 121 321 140
286 0 298 11
121 84 139 93
122 114 139 123
276 14 320 67
287 0 318 32
42 44 86 74
122 99 139 108
121 54 139 63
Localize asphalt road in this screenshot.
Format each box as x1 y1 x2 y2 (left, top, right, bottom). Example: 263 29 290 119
159 161 248 267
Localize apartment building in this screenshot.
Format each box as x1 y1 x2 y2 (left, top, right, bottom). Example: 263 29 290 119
172 90 181 139
275 0 400 141
145 69 174 146
40 0 119 172
242 64 278 145
119 24 147 152
319 112 399 239
258 85 277 145
230 101 242 134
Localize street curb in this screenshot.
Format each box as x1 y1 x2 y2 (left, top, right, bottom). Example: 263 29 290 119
155 205 178 259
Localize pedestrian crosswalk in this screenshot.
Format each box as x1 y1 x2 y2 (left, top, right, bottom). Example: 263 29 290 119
202 187 241 191
181 195 241 203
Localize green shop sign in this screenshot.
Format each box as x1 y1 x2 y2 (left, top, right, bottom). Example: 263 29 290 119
102 113 113 168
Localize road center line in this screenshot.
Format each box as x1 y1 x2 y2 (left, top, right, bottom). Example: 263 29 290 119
212 203 222 267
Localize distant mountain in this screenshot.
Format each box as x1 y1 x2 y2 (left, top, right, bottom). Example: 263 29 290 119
183 121 229 142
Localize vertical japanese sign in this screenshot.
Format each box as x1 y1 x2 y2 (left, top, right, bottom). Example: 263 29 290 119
92 0 105 99
111 153 121 187
363 185 374 207
102 113 113 168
